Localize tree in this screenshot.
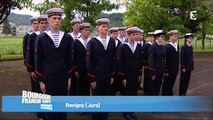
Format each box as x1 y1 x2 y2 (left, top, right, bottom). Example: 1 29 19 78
2 18 11 34
0 0 22 24
60 0 119 31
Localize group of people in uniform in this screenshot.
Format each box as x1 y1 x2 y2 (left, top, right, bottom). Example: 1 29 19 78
23 7 194 120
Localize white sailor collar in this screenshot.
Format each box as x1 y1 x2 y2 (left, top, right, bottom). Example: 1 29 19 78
169 41 178 51
124 41 138 53
44 30 64 46
78 37 90 49
69 32 81 40
96 35 110 49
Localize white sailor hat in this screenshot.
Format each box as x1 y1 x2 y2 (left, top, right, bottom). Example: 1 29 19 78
140 29 144 33
29 16 38 23
70 19 81 25
125 27 139 34
109 27 119 32
184 33 194 38
79 22 91 30
154 30 165 36
37 14 48 22
167 30 178 35
147 31 154 36
95 18 110 25
45 8 64 17
118 26 127 31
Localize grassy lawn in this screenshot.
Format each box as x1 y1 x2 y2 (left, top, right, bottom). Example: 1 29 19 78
0 36 212 61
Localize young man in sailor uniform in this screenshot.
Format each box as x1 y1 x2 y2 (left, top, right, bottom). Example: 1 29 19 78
142 31 155 95
108 27 122 95
68 18 81 40
72 22 91 96
148 30 166 95
86 18 116 120
34 8 72 120
117 26 127 43
25 14 48 120
68 18 81 95
162 30 179 96
23 16 38 66
179 33 194 96
117 27 143 120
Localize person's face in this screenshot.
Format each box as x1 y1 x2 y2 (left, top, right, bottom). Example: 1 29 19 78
128 32 138 42
170 33 178 42
48 15 62 30
39 20 48 32
187 37 193 44
118 30 126 37
31 20 39 31
140 33 144 40
81 27 90 38
156 35 164 43
109 31 118 39
72 23 80 32
148 35 155 43
97 24 108 35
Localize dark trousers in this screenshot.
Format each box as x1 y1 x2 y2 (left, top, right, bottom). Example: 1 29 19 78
143 69 149 95
179 71 192 96
30 76 45 118
162 73 178 96
77 73 90 95
91 79 111 120
149 75 163 95
111 75 121 95
122 79 138 118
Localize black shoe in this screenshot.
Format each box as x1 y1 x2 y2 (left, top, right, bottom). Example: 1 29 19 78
131 113 137 119
124 115 135 120
80 112 85 116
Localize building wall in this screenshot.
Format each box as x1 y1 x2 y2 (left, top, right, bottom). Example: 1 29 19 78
16 26 31 36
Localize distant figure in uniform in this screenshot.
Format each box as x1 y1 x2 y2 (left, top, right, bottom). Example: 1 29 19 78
26 14 48 120
109 27 122 95
23 16 38 66
72 22 91 96
136 28 146 90
86 18 116 120
162 30 179 96
179 33 194 96
34 8 72 120
68 18 81 95
117 27 143 120
142 31 155 95
148 30 166 95
68 19 81 40
117 26 127 43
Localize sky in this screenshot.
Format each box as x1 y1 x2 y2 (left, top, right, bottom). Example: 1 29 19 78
11 0 126 16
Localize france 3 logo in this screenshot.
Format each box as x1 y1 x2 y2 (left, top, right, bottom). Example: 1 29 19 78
22 90 53 111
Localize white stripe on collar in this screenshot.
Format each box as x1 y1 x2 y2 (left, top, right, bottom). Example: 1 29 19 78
45 30 64 47
78 37 90 49
124 41 138 53
169 42 178 51
96 35 110 49
69 32 81 40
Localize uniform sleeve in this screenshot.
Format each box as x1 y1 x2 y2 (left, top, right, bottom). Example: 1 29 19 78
139 46 143 76
117 45 126 80
26 34 35 72
148 45 156 76
142 45 148 66
86 40 96 83
34 35 44 82
180 46 186 69
22 33 29 66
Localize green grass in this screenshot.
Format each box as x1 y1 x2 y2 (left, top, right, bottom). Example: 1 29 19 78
0 36 23 56
0 36 213 61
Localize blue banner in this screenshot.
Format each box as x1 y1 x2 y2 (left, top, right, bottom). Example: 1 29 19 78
2 96 212 112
